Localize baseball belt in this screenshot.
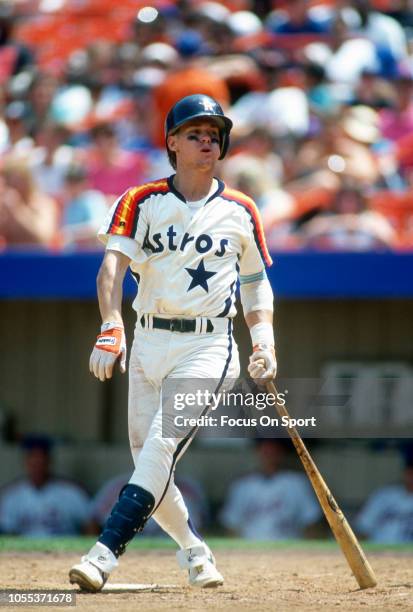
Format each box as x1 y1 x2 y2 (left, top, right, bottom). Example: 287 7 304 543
139 315 215 333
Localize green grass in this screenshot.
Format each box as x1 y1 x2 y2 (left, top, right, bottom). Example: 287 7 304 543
0 536 412 554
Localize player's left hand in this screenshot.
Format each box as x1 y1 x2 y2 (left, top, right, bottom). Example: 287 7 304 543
248 345 277 380
89 322 127 381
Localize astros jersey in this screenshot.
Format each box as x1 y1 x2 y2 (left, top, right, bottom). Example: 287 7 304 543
98 176 272 318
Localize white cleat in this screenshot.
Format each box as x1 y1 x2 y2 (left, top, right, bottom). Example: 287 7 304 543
176 544 224 588
69 543 118 592
69 558 108 592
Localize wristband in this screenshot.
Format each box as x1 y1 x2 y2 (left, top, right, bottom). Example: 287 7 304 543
249 322 274 348
101 321 124 332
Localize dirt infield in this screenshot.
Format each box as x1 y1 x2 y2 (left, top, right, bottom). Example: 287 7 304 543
0 549 411 611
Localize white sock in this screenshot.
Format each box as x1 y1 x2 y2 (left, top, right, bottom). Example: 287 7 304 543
86 542 118 572
152 482 203 549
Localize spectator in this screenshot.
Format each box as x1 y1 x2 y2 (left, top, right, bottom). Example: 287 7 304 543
222 152 294 229
30 122 74 198
151 31 230 148
0 7 33 83
229 74 310 139
289 108 381 189
2 101 33 155
267 0 330 35
27 73 60 134
301 179 396 250
349 69 394 110
86 473 209 538
350 0 408 68
315 12 379 86
85 123 148 199
0 157 58 248
0 435 90 536
220 439 321 539
303 62 339 116
356 453 413 543
60 164 108 250
379 74 413 143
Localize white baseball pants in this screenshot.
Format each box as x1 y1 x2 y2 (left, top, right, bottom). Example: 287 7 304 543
127 316 239 543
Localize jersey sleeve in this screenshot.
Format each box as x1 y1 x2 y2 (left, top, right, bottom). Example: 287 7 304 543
98 187 150 251
221 187 272 274
106 235 140 261
239 238 269 277
237 197 272 276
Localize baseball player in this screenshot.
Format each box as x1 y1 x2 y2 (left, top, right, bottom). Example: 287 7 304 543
220 439 321 539
69 94 276 591
0 435 90 536
355 455 413 543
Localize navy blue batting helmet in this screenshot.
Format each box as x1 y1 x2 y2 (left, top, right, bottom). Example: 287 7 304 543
165 94 233 160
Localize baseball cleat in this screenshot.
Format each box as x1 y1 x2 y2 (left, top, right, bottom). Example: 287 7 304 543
69 559 108 592
69 542 118 592
176 544 224 588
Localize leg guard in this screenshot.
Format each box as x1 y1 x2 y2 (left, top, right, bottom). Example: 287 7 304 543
98 484 155 557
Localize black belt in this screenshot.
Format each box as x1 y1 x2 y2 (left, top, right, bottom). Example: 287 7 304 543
140 315 214 333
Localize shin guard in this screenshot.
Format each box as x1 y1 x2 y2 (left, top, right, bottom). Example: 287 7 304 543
98 484 155 557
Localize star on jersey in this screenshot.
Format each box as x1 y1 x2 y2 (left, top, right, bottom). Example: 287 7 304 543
185 259 217 293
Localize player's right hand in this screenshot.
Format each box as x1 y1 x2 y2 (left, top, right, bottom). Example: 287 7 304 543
89 322 127 381
248 344 277 380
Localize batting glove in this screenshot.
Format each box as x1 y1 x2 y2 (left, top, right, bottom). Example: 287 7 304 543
89 322 127 382
248 344 277 380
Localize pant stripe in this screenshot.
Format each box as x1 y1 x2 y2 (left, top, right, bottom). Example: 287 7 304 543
151 320 233 514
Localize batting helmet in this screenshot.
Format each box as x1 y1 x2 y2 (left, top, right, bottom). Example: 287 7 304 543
165 94 233 160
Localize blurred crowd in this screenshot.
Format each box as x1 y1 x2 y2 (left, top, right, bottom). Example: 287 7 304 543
2 0 413 250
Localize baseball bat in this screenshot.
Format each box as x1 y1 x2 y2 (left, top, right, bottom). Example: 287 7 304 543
265 380 377 590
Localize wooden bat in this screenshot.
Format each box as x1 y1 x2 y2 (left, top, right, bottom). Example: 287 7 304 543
265 380 377 590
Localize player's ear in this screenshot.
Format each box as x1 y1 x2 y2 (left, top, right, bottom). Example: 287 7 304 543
167 133 178 153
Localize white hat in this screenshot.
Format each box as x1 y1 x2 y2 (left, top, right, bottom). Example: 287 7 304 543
341 105 380 144
227 11 263 36
141 43 178 67
197 2 230 22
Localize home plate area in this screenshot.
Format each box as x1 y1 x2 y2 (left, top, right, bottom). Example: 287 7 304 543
0 548 412 611
101 583 180 592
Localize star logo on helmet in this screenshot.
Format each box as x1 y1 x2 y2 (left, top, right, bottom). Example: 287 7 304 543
202 99 215 112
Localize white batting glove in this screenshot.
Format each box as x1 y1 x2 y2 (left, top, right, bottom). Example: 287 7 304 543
248 344 277 380
89 322 127 382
